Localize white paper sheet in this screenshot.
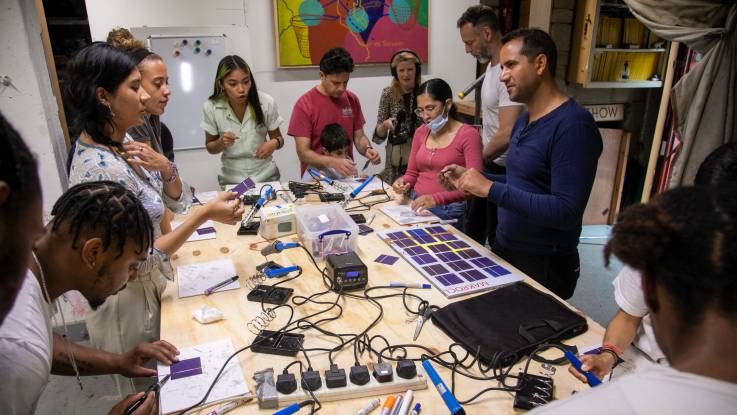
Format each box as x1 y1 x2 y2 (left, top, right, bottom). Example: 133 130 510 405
171 220 217 242
380 204 441 225
176 259 239 298
157 338 249 414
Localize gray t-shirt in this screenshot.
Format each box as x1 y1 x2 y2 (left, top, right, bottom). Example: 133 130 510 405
481 63 524 166
128 114 163 155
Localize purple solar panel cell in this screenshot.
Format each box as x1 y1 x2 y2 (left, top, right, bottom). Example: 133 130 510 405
405 246 427 256
425 226 445 234
414 254 436 265
196 226 216 235
437 252 461 262
447 260 472 271
428 244 451 253
456 249 482 259
436 233 458 242
170 357 202 380
231 178 256 196
394 238 417 248
471 257 496 268
492 265 511 276
435 275 451 286
448 240 470 249
443 274 463 284
387 231 407 240
461 269 487 282
422 264 448 276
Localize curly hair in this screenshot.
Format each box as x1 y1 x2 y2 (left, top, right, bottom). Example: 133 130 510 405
319 47 354 75
605 185 737 323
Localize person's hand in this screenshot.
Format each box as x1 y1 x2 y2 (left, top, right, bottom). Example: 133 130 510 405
116 340 180 378
123 142 170 174
365 147 381 165
206 191 245 225
568 353 616 384
410 195 436 212
392 177 410 195
380 118 396 135
438 164 468 190
108 391 156 415
254 139 278 159
456 168 493 197
330 158 358 177
220 132 237 148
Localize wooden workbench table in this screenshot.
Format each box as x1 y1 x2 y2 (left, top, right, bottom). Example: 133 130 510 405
163 190 604 414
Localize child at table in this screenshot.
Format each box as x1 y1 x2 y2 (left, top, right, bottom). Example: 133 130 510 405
301 123 352 181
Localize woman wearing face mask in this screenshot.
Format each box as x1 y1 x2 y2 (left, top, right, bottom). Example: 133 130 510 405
392 78 482 230
372 50 423 184
65 42 245 395
203 55 284 188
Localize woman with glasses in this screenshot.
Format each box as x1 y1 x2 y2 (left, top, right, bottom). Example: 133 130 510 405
392 78 482 229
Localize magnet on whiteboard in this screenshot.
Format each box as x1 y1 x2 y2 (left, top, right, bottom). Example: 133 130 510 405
205 49 212 56
181 39 188 46
194 47 201 54
174 49 181 57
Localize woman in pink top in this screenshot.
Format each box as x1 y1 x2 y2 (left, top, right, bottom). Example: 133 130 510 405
392 78 483 229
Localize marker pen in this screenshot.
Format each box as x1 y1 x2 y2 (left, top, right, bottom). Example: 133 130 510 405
389 282 431 289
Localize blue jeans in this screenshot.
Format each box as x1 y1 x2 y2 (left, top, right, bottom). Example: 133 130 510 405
409 190 466 231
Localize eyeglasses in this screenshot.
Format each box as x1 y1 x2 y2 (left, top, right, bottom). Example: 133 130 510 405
414 105 439 117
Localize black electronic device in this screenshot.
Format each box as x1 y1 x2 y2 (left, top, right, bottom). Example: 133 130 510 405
256 261 283 273
325 252 368 292
324 364 347 388
237 221 260 235
349 213 366 224
396 359 417 379
513 372 554 410
247 285 293 305
251 330 304 357
349 364 370 385
319 193 345 202
301 369 322 391
242 191 277 205
276 372 298 394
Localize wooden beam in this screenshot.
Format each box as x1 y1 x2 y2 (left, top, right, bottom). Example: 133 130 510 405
610 132 630 223
529 0 552 32
33 0 70 149
641 42 679 203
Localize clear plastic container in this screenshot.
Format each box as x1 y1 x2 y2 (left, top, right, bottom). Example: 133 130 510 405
295 204 358 259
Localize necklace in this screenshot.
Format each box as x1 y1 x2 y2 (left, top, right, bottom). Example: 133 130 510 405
31 250 84 390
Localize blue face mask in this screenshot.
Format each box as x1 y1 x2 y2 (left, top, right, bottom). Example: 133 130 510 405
427 105 449 133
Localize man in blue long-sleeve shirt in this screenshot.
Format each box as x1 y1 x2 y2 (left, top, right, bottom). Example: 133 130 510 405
442 28 602 299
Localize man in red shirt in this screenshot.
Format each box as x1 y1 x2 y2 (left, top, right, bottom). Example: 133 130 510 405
288 47 381 176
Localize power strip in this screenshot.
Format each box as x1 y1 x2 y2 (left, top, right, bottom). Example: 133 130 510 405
261 365 427 407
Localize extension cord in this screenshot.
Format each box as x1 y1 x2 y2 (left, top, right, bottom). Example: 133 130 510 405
266 365 427 406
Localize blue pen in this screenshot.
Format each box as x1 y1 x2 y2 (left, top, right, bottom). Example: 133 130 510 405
264 265 300 278
421 360 465 415
564 350 602 387
272 402 303 415
390 282 431 289
409 403 421 415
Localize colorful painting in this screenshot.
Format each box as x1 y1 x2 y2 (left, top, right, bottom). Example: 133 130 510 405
274 0 429 67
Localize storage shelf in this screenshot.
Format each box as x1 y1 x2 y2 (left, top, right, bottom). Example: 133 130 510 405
586 80 663 88
594 48 666 53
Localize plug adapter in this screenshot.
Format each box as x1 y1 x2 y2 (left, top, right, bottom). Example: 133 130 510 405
301 369 322 391
349 364 370 385
324 364 347 388
396 359 417 379
276 372 297 394
372 361 393 383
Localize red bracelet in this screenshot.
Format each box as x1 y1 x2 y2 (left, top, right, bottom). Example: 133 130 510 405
602 342 624 357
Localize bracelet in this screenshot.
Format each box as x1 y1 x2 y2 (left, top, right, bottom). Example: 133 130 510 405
599 348 621 368
165 161 179 184
270 135 284 149
602 342 624 357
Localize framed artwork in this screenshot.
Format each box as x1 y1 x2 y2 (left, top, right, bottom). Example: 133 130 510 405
274 0 429 67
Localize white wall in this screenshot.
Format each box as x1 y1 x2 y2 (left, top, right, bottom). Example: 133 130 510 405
86 0 477 191
0 0 68 213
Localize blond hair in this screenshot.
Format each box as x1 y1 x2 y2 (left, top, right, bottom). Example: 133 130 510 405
389 51 421 101
106 27 146 51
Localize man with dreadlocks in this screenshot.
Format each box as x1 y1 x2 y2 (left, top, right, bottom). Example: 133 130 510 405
0 180 180 415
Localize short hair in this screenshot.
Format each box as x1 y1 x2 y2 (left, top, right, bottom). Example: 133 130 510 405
501 28 558 77
319 47 355 75
50 181 154 259
694 142 737 186
320 123 350 153
0 111 40 207
210 55 265 126
417 78 458 120
605 184 737 323
63 42 137 148
456 4 500 33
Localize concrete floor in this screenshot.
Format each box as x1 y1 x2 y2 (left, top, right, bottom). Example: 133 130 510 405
36 226 621 414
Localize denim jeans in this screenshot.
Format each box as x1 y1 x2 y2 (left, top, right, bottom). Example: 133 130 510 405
409 190 466 231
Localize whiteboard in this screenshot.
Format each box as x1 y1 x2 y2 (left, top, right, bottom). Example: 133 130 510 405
148 34 226 150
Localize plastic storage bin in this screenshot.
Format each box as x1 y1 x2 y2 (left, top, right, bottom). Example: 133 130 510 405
295 204 358 259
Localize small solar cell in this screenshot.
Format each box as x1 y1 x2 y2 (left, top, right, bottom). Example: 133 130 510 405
443 274 463 284
471 257 496 268
456 249 482 259
428 244 451 253
414 254 436 265
482 267 499 277
422 264 448 276
447 260 472 271
408 228 430 239
425 226 446 234
435 233 458 242
437 252 461 262
491 265 511 276
394 238 417 248
405 246 427 256
461 269 487 282
435 275 451 286
448 240 470 249
387 231 406 240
